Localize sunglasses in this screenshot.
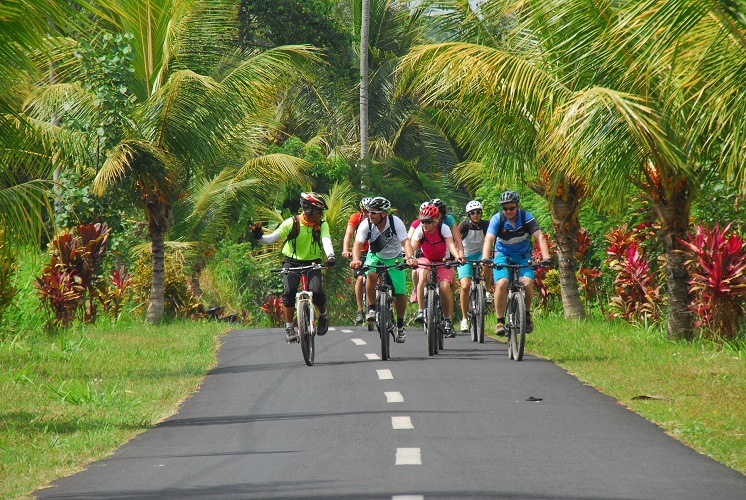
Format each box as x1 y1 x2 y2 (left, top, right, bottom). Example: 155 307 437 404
369 210 383 215
468 210 483 215
502 205 517 212
303 207 323 214
420 219 434 224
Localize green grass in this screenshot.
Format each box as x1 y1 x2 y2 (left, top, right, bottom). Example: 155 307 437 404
0 318 229 499
489 313 746 475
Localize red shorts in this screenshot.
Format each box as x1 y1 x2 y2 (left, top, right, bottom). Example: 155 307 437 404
417 257 455 284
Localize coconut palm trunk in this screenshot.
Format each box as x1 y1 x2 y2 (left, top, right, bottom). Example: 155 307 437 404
653 188 694 340
548 189 586 319
360 0 370 172
146 201 169 324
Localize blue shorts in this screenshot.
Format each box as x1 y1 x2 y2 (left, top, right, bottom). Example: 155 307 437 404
493 253 534 281
457 253 483 280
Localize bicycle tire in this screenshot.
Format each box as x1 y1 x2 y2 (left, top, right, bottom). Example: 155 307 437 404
437 304 444 351
469 286 478 342
426 288 437 356
475 284 486 344
377 290 391 360
298 301 315 366
509 292 526 361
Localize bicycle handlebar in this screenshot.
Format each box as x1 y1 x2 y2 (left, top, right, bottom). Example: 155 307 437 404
415 260 458 269
270 263 324 274
481 259 548 271
361 261 409 272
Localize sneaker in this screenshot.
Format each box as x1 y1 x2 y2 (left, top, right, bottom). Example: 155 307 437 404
285 326 298 343
395 326 406 343
409 289 417 304
366 309 376 322
485 292 493 305
495 323 506 336
460 318 469 332
317 314 329 336
355 311 365 325
525 314 534 333
444 320 456 338
413 310 424 324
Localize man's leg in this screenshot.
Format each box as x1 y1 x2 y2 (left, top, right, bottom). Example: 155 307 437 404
494 278 508 335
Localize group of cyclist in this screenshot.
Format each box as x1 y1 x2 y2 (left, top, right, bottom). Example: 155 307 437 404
252 190 551 344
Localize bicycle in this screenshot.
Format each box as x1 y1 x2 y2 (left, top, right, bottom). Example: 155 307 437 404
465 260 488 344
417 261 456 356
270 263 324 366
362 261 407 360
487 259 543 361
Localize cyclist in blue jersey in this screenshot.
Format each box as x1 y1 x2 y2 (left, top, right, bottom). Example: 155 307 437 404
482 191 551 335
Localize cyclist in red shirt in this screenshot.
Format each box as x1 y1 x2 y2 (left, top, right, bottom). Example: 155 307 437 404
342 197 372 324
407 205 465 338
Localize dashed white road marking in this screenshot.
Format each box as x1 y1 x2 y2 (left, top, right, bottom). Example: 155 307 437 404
392 496 424 500
385 391 404 403
377 369 393 380
352 338 367 345
328 327 336 331
341 329 353 333
395 448 421 465
391 416 413 429
365 353 381 360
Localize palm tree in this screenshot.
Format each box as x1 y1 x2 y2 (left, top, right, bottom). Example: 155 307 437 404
400 0 589 319
403 0 746 338
0 0 99 243
21 0 319 323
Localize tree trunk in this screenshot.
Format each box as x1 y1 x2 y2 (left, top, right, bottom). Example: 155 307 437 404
146 203 169 324
653 191 693 340
360 0 370 164
550 194 586 319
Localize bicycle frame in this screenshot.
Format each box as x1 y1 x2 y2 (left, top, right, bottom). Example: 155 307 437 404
362 262 403 360
491 259 533 361
418 261 454 356
467 260 487 343
270 264 323 366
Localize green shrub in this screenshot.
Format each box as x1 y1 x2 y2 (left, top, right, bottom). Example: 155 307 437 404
0 226 18 323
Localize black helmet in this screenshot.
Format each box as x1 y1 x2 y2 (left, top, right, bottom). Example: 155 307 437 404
300 192 328 211
367 196 391 212
429 198 447 214
499 190 520 205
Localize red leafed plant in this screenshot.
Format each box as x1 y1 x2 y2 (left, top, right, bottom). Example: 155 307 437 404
97 266 133 322
680 222 746 340
36 223 111 329
260 295 284 327
35 259 85 330
605 224 663 323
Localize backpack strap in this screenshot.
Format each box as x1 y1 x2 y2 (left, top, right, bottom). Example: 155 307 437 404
497 209 526 235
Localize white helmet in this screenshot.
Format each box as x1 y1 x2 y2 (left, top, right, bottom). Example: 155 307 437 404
465 200 483 213
419 201 430 210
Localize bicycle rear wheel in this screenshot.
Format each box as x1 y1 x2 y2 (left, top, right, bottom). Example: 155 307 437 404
426 289 437 356
377 290 391 360
508 292 526 361
297 301 315 366
437 306 444 351
475 285 485 344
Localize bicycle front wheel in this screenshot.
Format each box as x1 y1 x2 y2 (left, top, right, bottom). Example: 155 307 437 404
426 289 437 356
298 301 315 366
508 292 526 361
474 285 485 344
377 291 391 360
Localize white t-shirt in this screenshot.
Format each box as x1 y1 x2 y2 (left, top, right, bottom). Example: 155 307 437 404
355 215 409 260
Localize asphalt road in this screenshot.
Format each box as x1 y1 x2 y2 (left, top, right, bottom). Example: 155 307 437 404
36 325 746 499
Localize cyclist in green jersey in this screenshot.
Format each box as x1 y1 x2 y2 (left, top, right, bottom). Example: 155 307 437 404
251 192 336 342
